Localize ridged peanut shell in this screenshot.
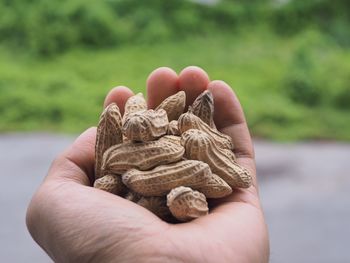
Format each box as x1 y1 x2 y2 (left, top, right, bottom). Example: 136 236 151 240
167 120 180 136
102 139 184 174
189 90 216 128
123 93 147 122
178 112 233 150
160 135 182 147
156 91 186 121
197 173 232 198
122 109 168 141
181 129 252 188
95 103 123 179
122 160 212 196
167 186 208 222
93 174 127 196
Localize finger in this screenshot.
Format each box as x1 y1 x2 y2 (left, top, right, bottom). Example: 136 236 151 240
104 86 134 115
147 67 179 109
46 127 96 186
178 66 210 109
208 80 257 189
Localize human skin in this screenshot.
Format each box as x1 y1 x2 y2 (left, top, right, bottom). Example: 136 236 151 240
26 66 270 263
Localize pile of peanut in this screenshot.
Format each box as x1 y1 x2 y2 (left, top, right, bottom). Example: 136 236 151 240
93 90 252 222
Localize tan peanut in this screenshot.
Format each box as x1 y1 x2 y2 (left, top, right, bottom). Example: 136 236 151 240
122 109 168 141
189 90 216 128
160 135 182 147
137 196 172 221
181 129 252 188
198 173 232 198
121 160 212 196
178 112 233 150
123 93 147 122
155 91 186 121
102 139 184 175
94 174 127 196
93 86 252 222
167 186 208 222
167 120 180 136
95 103 123 179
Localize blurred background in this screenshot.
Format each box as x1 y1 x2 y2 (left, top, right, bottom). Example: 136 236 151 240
0 0 349 262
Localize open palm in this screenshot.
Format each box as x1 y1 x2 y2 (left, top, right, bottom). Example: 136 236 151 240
27 66 269 263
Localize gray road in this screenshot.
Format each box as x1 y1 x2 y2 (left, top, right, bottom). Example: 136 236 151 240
1 134 349 263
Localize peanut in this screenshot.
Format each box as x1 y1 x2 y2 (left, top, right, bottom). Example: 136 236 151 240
178 112 233 150
181 129 252 188
167 120 180 136
122 109 168 141
121 160 212 196
93 85 252 223
93 174 127 196
167 186 208 222
123 93 147 122
155 91 186 121
198 173 232 198
189 90 216 128
102 138 184 174
160 135 182 147
95 103 123 179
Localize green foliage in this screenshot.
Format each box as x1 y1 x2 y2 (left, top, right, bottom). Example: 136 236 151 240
283 31 324 106
0 0 121 55
0 31 349 140
0 0 273 55
1 0 349 55
270 0 350 46
0 0 349 140
282 29 350 111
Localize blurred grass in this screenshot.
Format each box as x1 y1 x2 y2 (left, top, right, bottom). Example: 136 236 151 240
1 28 349 140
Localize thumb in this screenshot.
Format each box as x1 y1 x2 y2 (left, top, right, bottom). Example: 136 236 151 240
46 127 96 186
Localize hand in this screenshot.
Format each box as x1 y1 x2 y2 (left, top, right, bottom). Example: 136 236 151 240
26 66 269 263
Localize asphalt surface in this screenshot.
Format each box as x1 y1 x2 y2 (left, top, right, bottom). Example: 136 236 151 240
1 134 349 263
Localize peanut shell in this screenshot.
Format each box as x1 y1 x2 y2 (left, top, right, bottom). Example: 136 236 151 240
155 91 186 121
123 109 168 141
102 139 184 175
178 112 233 150
123 93 147 123
189 90 216 128
198 173 232 198
167 186 208 222
167 120 180 136
93 174 127 195
181 129 252 188
122 160 212 196
95 103 123 179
